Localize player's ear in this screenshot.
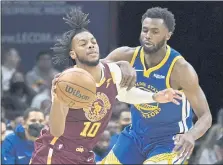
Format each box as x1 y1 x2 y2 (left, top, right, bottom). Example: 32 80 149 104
69 50 77 60
166 32 172 41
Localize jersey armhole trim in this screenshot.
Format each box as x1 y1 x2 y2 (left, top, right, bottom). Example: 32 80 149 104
130 46 141 67
111 72 116 84
47 137 59 164
166 56 184 88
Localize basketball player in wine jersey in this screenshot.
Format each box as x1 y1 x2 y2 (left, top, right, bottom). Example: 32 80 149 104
29 7 182 165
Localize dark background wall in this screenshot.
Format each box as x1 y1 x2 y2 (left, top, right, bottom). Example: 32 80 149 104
1 1 112 71
117 1 223 122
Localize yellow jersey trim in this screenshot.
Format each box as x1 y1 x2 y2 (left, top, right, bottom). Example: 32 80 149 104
96 77 106 87
166 56 184 88
140 45 171 78
110 72 116 84
130 46 141 67
47 137 59 164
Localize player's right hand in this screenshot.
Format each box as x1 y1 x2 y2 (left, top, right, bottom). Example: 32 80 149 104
51 73 61 102
153 88 182 104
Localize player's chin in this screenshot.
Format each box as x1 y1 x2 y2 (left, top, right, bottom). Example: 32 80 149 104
143 46 156 53
88 59 100 66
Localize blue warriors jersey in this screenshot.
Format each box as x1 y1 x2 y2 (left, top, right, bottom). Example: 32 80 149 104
130 45 193 138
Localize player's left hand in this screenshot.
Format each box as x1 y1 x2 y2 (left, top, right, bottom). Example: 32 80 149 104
172 133 195 160
153 88 182 104
117 61 136 91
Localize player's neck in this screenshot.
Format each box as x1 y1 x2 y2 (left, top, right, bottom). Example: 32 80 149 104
76 63 102 84
144 45 167 69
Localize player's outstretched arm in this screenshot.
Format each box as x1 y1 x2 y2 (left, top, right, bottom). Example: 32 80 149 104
49 74 69 137
117 87 182 105
102 47 137 90
108 63 182 104
103 46 135 63
172 58 212 158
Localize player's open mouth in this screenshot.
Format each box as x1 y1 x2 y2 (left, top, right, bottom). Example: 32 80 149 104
145 43 153 47
144 41 154 47
88 52 98 57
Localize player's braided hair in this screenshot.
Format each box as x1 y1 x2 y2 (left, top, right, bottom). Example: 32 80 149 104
142 7 175 33
51 7 90 65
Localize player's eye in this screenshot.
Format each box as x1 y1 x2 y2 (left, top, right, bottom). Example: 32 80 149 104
91 39 97 44
80 43 86 46
152 30 159 34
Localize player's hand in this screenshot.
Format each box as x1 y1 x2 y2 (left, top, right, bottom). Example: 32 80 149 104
153 88 182 104
117 61 136 91
51 73 61 101
172 133 195 160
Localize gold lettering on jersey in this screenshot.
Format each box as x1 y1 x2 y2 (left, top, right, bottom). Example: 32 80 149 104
106 78 112 88
83 92 111 122
134 83 161 118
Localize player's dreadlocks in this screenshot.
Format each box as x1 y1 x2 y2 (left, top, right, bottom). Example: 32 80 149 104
142 7 176 33
51 7 90 65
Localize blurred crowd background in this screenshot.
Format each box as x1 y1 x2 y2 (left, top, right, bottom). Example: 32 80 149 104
1 1 223 164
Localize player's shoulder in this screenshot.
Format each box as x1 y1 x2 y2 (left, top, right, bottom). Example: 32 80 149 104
172 57 198 83
107 46 139 62
174 58 194 73
107 62 121 73
116 46 138 54
106 63 122 84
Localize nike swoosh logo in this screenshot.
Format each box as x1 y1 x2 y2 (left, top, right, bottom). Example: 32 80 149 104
18 156 25 159
135 69 144 72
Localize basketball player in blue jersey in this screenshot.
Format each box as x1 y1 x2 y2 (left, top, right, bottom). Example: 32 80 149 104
102 7 212 164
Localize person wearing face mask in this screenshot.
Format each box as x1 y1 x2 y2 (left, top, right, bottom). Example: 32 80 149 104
1 108 45 164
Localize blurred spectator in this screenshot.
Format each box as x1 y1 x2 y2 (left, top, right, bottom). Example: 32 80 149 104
25 51 59 93
214 136 223 164
106 120 120 136
194 109 223 164
119 111 131 131
43 113 50 126
111 101 130 120
6 116 24 136
1 108 45 164
1 119 7 144
94 130 111 163
1 48 21 94
107 111 131 152
40 99 52 114
31 88 51 109
2 106 6 119
196 126 221 164
2 72 36 120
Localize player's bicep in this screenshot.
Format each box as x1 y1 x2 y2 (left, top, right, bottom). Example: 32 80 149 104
104 46 135 62
176 61 210 118
107 63 122 91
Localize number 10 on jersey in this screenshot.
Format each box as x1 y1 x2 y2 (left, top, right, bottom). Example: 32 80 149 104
80 122 101 137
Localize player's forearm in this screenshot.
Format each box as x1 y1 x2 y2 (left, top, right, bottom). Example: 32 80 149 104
49 99 69 137
186 112 212 140
117 87 156 104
